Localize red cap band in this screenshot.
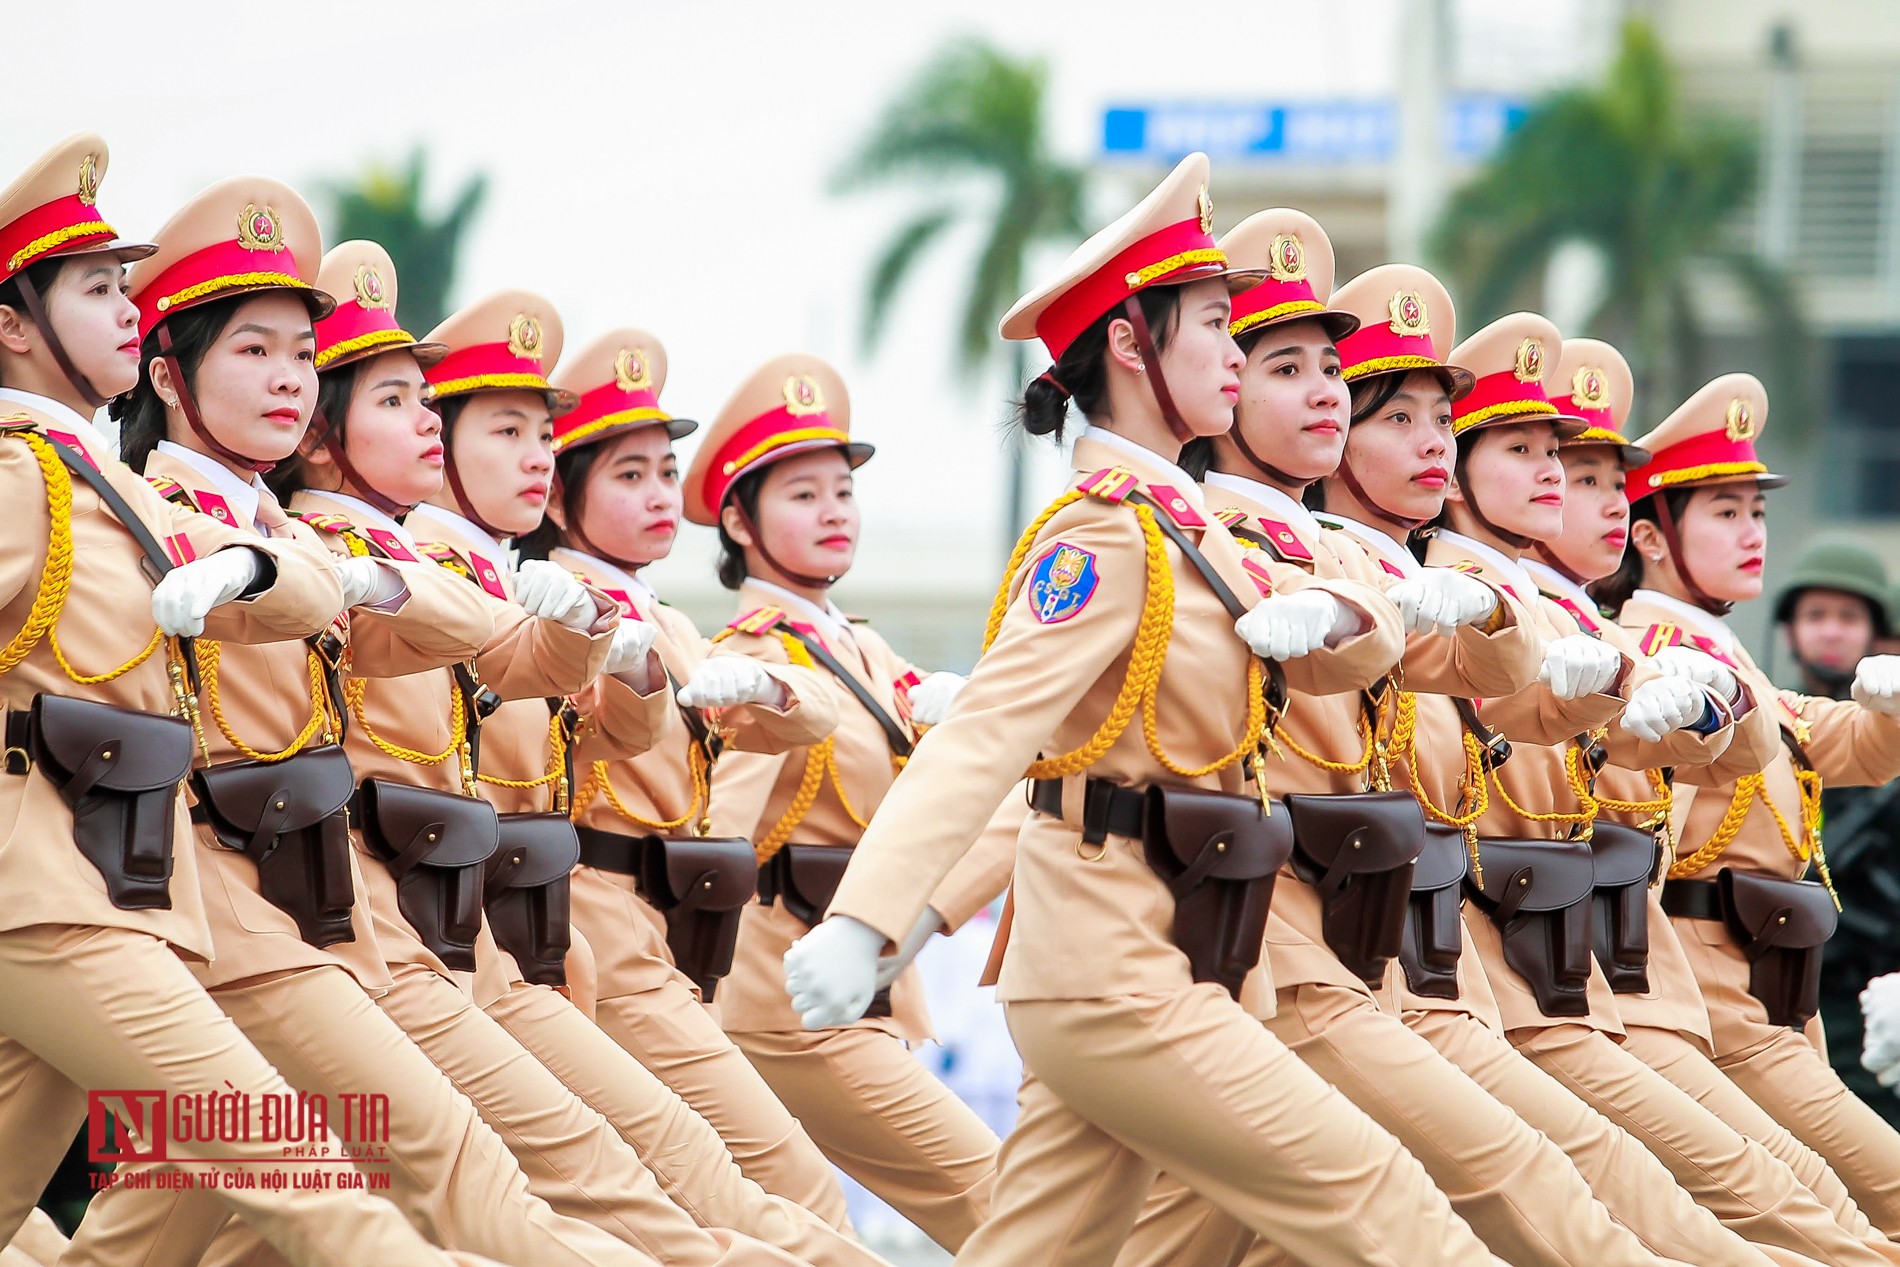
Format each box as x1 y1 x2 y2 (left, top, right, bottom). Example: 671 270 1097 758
133 238 313 339
552 378 671 453
701 404 847 513
1036 217 1225 359
1627 430 1767 494
426 340 552 398
1452 368 1558 435
316 294 417 371
0 195 117 283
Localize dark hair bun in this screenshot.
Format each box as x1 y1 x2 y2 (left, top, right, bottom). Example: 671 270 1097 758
1019 376 1070 438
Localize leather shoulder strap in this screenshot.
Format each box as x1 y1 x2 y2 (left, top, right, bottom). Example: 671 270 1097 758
773 621 915 760
1454 696 1512 768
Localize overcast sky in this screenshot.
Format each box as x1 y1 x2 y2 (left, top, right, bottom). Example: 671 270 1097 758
6 0 1598 595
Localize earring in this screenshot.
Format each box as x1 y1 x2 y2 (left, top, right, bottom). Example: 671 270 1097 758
1647 553 1662 562
1135 363 1145 375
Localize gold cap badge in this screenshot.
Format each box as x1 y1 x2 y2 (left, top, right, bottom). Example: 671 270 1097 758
1725 397 1755 441
1571 365 1608 410
1513 338 1545 383
77 153 99 207
614 347 652 393
1196 187 1214 236
236 204 283 252
507 313 542 363
353 265 389 310
1267 234 1307 283
1388 290 1429 337
782 373 825 416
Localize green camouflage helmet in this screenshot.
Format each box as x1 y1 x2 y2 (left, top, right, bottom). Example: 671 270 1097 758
1773 533 1892 635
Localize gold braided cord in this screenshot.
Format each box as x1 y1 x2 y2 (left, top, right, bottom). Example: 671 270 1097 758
1595 768 1671 817
9 221 114 273
345 675 465 766
478 711 568 790
1230 300 1324 338
315 328 414 370
1670 769 1836 904
1488 741 1599 830
1342 354 1443 382
427 372 553 399
1571 426 1629 447
984 492 1086 647
50 625 163 684
577 739 711 834
154 273 309 314
720 427 852 478
0 432 77 675
1393 691 1490 884
1124 249 1227 289
1453 398 1558 435
1646 461 1768 490
198 640 332 762
554 408 673 454
753 630 828 863
1276 709 1375 775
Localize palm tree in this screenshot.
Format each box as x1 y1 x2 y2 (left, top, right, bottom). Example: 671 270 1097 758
835 38 1088 547
325 149 488 335
1433 19 1810 416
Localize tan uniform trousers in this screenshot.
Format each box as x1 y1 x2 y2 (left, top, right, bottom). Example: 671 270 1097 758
482 982 885 1267
732 1025 998 1251
373 963 801 1267
593 979 851 1228
1620 1024 1890 1240
954 987 1508 1267
0 925 496 1267
53 963 675 1267
1701 1019 1900 1237
1520 1022 1900 1266
1118 981 1705 1267
3 1211 66 1267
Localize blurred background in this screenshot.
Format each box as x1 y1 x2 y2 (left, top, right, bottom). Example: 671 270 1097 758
16 0 1900 1257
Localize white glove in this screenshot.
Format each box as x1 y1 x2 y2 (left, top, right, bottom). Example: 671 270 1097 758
1648 645 1739 704
1853 656 1900 717
1620 676 1711 743
602 618 658 676
679 657 780 709
874 906 945 989
908 672 966 727
1387 569 1499 638
783 916 886 1030
151 548 263 636
1863 973 1900 1086
1537 635 1622 700
514 559 599 632
1235 591 1354 661
333 556 402 611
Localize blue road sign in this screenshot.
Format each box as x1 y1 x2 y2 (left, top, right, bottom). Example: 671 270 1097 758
1102 97 1529 163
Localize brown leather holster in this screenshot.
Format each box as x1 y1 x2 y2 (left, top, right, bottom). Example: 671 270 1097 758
10 695 193 911
1588 821 1663 994
192 744 356 947
759 843 891 1018
1400 823 1470 999
355 778 499 971
1465 838 1597 1017
1284 791 1426 983
1664 869 1837 1029
641 836 757 1000
484 812 580 987
1141 784 1294 1000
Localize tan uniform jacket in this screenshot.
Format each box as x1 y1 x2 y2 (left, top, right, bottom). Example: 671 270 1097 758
288 490 613 1004
555 547 836 1001
1212 494 1541 1010
145 451 493 994
828 438 1403 1021
1620 592 1900 1052
0 408 343 960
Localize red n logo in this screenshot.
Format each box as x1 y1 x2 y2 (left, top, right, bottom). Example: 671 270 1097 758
88 1091 167 1162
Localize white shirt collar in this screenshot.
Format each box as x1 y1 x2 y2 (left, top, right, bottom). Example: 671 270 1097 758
1436 529 1537 599
1522 559 1597 613
1632 587 1735 651
1203 471 1322 541
0 387 107 450
408 501 507 564
749 577 850 642
155 440 268 534
553 546 655 609
320 492 420 553
1315 511 1422 578
1077 425 1204 507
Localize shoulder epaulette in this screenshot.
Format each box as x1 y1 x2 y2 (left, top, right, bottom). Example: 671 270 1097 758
730 606 786 636
1213 507 1248 530
1077 466 1137 504
293 509 358 536
845 612 870 625
1146 483 1206 528
0 410 36 432
143 475 195 508
417 540 473 580
1639 622 1684 655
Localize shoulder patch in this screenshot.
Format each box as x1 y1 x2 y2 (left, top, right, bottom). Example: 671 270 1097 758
730 606 786 636
417 540 474 581
293 510 358 536
1379 559 1405 577
1078 466 1137 504
1448 560 1484 576
1549 594 1601 634
1213 507 1249 530
143 474 195 508
192 490 238 528
1640 622 1683 656
0 410 34 431
1146 483 1206 528
1027 541 1100 624
1254 519 1314 564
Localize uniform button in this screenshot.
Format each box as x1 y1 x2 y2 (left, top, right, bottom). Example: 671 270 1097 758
427 832 438 843
274 800 286 811
101 749 113 760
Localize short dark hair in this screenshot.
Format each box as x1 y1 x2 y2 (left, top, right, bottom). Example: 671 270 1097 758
108 295 249 473
714 465 769 591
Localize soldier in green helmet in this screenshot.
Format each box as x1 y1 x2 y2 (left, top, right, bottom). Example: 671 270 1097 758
1775 534 1900 1124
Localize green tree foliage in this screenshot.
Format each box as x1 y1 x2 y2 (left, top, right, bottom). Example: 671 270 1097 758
325 149 487 335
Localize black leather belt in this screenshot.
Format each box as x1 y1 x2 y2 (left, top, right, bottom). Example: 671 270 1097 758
574 825 649 877
1660 877 1721 921
1029 777 1144 845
